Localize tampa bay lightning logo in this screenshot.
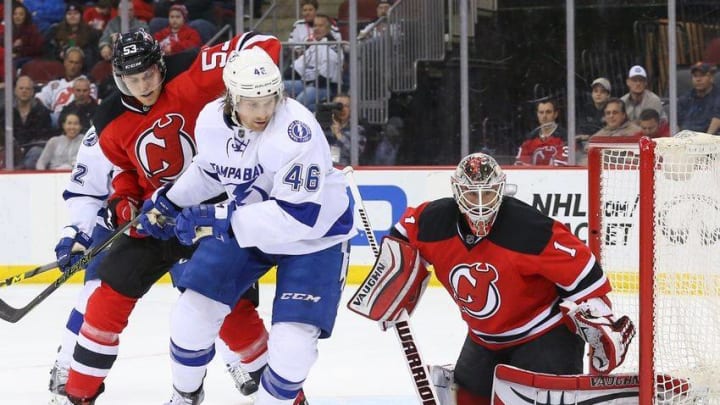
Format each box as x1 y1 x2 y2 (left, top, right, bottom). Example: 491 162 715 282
82 128 98 147
287 120 312 143
230 180 269 205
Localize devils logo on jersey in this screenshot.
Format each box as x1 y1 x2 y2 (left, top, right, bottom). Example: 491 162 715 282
532 145 561 165
135 113 196 187
449 262 500 319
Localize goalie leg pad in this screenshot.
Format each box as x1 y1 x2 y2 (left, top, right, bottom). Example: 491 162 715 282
347 236 430 322
492 364 641 404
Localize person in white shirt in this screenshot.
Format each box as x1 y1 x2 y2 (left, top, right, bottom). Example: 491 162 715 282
35 111 84 170
139 47 355 404
284 14 343 112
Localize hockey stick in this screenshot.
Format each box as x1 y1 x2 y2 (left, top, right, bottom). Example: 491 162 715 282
342 166 438 405
0 261 59 288
0 217 139 323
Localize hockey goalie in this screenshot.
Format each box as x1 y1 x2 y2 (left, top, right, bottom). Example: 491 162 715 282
348 153 637 405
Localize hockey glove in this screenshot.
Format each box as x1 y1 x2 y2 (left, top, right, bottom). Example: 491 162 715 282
104 195 140 230
55 226 93 273
560 298 636 375
137 184 181 240
175 202 236 246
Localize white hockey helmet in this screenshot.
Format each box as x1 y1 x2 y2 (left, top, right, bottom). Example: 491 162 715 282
451 153 506 237
222 47 283 101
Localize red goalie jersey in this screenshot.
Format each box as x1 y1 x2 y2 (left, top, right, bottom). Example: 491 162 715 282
96 32 281 202
390 197 611 350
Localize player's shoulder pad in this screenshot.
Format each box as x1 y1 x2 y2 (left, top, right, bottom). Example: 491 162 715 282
165 48 200 83
487 196 554 255
93 91 124 136
416 198 461 242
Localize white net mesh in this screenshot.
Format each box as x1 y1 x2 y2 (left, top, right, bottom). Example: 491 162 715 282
595 132 720 404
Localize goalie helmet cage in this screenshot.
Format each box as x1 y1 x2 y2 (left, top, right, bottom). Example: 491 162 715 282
587 132 720 404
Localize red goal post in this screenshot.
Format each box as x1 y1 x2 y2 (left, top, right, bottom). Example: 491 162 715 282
588 132 720 404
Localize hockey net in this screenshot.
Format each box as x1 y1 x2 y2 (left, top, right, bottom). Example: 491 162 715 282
587 131 720 404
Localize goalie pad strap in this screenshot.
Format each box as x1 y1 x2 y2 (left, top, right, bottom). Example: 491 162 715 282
347 236 430 322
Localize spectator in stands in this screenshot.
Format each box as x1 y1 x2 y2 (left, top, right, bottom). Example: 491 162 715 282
374 115 403 165
2 3 44 69
621 65 664 122
634 108 670 138
35 110 83 170
358 0 394 40
83 0 117 32
45 2 100 66
285 14 343 112
1 75 53 169
153 5 202 56
324 93 367 165
22 0 65 34
132 0 155 23
577 77 611 135
98 1 149 62
36 47 98 128
514 98 568 166
591 98 641 138
288 0 341 52
678 61 720 134
60 77 97 132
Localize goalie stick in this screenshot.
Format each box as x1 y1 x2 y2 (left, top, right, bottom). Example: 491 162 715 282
0 217 140 323
0 261 59 288
342 166 439 405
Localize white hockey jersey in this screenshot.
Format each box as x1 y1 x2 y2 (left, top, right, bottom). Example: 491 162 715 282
167 97 356 255
63 126 114 235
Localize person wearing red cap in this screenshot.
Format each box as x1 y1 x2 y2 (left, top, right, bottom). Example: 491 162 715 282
153 4 202 55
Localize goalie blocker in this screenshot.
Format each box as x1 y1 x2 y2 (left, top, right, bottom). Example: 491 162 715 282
348 236 431 325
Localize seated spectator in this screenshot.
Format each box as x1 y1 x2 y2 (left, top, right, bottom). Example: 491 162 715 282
678 61 720 134
374 115 403 165
45 2 100 66
35 47 98 128
577 77 611 136
22 0 65 34
634 108 670 138
153 5 201 56
621 65 664 122
358 0 395 40
98 1 149 62
324 93 367 166
591 98 641 138
288 0 341 48
514 98 568 166
285 14 343 112
36 111 84 170
83 0 117 32
1 3 44 69
1 75 53 169
61 77 97 132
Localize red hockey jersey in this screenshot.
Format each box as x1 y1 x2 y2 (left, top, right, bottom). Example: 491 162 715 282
96 32 281 202
392 197 611 350
515 135 568 166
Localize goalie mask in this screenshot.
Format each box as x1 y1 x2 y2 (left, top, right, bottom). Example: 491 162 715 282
112 28 166 103
222 47 283 131
451 153 506 237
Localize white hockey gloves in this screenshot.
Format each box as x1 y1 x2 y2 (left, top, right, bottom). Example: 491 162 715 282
560 297 636 374
347 236 430 325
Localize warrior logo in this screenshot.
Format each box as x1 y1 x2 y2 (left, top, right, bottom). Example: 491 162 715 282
449 262 500 319
136 113 196 187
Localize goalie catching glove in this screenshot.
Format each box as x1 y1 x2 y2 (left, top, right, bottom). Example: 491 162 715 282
348 236 430 324
560 297 636 375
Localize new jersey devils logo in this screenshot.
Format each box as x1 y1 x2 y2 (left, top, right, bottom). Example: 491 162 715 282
532 146 560 165
449 262 500 319
136 113 196 187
